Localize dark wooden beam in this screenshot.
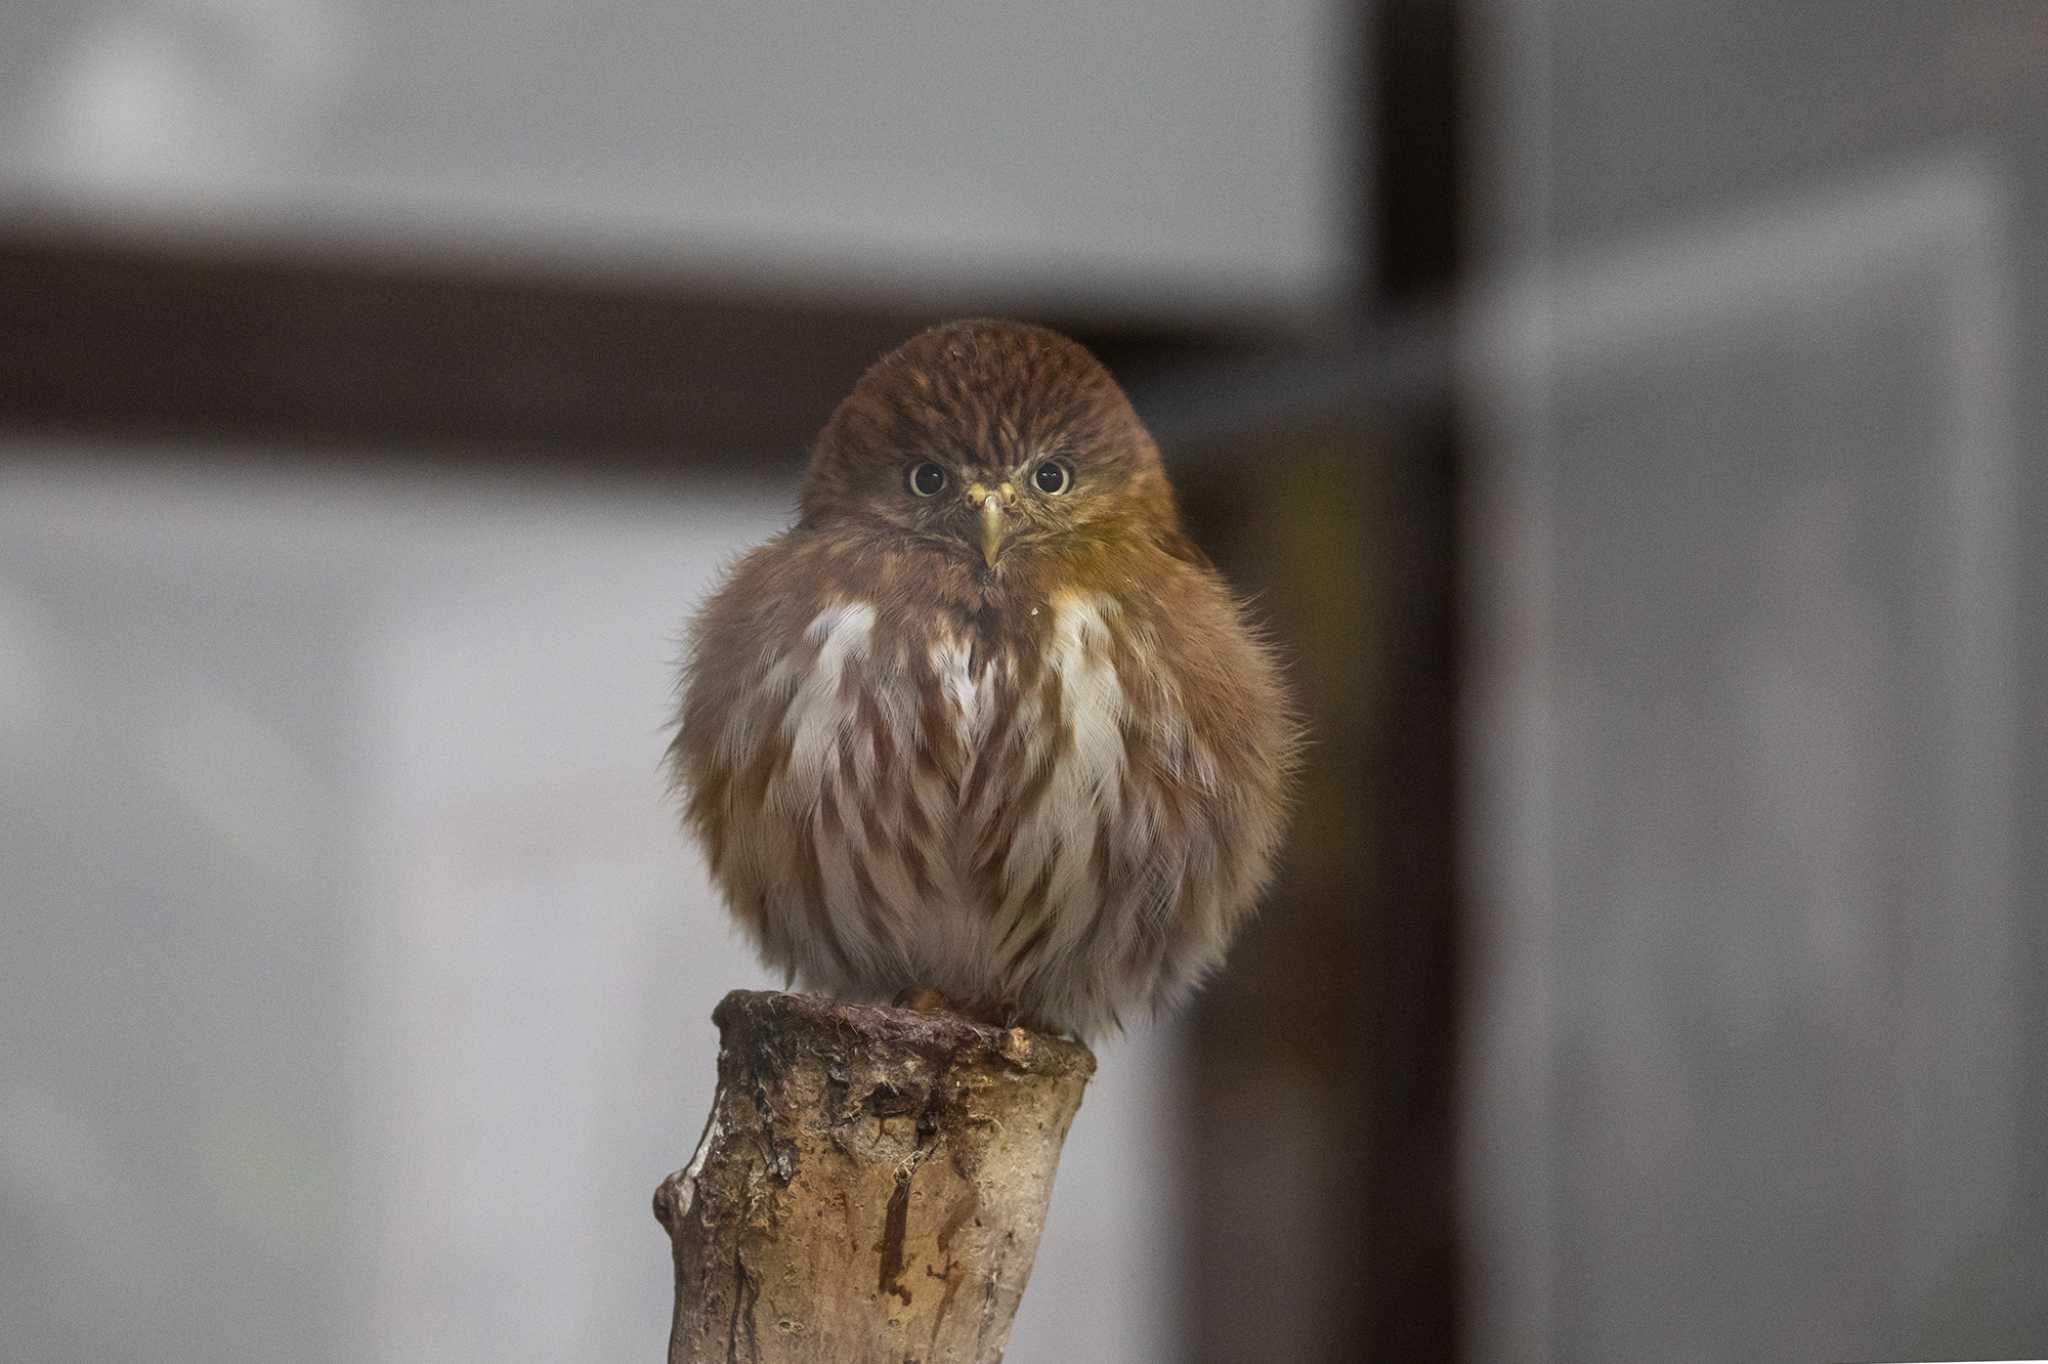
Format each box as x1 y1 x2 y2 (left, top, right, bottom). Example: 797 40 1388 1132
0 231 1265 473
1372 0 1464 303
0 233 924 472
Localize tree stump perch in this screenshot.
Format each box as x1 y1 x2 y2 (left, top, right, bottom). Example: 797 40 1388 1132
653 990 1096 1363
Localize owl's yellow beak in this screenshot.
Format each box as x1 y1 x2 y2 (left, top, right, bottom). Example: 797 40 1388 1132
967 481 1015 569
979 494 1004 568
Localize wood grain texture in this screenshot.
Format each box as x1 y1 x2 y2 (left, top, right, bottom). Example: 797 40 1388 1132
654 990 1094 1364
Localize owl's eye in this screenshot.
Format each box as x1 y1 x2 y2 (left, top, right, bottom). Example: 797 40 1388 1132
907 462 948 497
1032 460 1073 495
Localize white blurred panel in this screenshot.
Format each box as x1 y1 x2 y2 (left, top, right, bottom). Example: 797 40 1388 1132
0 457 1184 1363
1462 162 2024 1364
0 0 1357 313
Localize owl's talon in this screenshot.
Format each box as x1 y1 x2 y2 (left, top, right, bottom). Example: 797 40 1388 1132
895 985 958 1015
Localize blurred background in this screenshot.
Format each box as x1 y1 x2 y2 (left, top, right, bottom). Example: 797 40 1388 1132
1 3 2043 1361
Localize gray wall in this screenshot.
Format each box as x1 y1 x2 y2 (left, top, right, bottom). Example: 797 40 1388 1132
1461 6 2048 1360
0 0 1358 315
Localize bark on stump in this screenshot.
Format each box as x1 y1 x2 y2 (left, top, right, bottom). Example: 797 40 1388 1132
653 990 1096 1364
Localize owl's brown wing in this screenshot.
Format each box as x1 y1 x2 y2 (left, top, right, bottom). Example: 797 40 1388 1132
978 547 1300 1033
1156 524 1220 572
673 528 975 1002
671 531 846 978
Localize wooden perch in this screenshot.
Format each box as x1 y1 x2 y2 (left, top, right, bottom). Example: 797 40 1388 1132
653 990 1097 1364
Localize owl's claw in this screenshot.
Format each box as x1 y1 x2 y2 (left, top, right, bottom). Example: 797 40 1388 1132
895 987 1030 1033
894 985 959 1015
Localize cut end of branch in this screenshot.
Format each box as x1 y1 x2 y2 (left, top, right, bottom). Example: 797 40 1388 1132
712 988 1096 1081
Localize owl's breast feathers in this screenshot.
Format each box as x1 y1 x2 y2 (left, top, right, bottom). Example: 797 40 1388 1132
672 529 1294 1036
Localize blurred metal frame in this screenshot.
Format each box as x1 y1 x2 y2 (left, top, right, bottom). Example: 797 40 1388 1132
1458 153 2023 1364
1173 1 1467 1360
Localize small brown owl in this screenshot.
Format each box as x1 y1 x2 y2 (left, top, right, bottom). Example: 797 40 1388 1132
670 320 1298 1037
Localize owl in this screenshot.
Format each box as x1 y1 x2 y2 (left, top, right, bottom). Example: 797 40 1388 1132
670 320 1298 1038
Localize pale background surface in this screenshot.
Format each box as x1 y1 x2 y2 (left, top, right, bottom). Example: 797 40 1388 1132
1460 4 2048 1359
0 0 1358 313
0 457 1187 1364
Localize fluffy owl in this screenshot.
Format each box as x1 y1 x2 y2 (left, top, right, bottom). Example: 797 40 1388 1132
670 320 1298 1038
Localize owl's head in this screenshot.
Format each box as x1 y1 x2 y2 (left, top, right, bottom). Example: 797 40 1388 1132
800 320 1178 570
